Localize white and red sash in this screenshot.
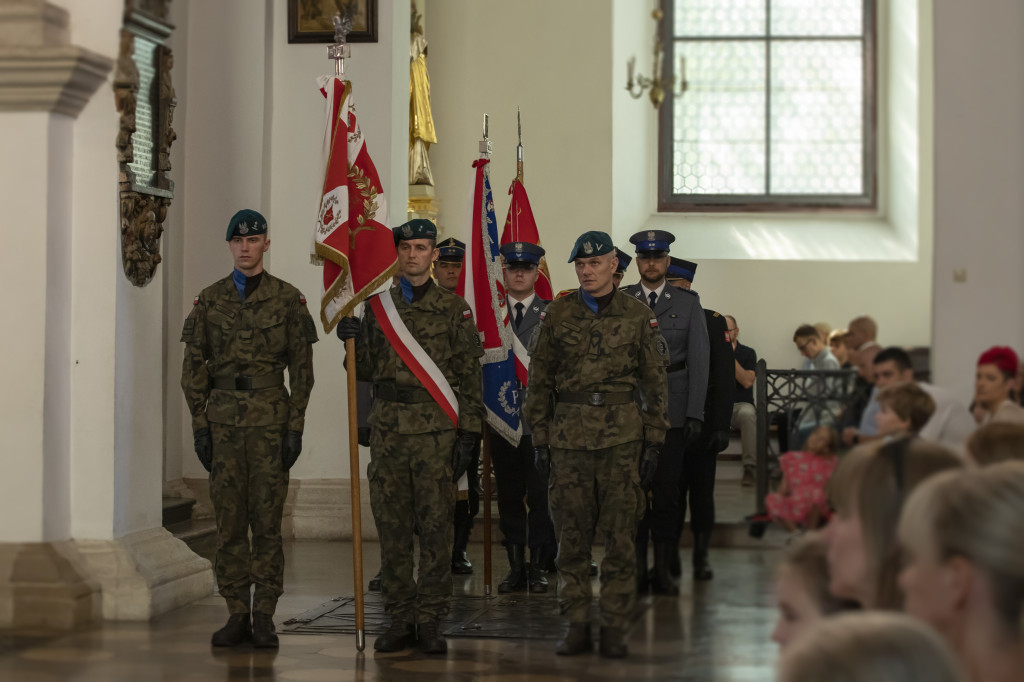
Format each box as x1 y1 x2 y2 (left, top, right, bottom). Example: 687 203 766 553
503 312 531 386
368 292 460 427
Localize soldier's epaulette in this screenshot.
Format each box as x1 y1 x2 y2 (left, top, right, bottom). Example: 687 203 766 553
556 288 576 299
712 311 720 317
682 287 698 296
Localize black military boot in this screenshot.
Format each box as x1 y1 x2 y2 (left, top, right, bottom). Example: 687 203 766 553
251 612 279 648
651 542 680 596
555 622 593 656
498 545 527 593
599 626 628 658
211 613 252 647
693 531 714 581
373 618 415 652
636 541 650 593
528 547 549 593
368 569 382 592
417 619 448 655
451 521 473 575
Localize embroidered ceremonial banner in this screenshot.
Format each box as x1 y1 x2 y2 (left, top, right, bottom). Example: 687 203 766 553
500 178 553 301
368 293 459 427
457 158 522 446
312 76 397 332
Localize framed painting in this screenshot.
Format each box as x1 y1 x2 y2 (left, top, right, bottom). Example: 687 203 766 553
288 0 378 44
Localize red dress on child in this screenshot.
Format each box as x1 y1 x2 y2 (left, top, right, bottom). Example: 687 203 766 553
765 451 837 527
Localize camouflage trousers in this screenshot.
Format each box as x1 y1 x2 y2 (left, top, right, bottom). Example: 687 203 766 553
549 441 645 630
209 423 289 616
368 428 457 624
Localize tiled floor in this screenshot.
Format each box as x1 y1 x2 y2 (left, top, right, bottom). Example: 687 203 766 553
0 540 782 681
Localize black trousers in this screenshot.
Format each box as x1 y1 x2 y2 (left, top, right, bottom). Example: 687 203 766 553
637 427 686 545
453 440 481 534
677 430 718 536
490 432 555 551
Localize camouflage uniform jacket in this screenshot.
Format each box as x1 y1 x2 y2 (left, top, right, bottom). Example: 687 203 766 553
180 272 318 432
355 281 484 435
525 289 670 450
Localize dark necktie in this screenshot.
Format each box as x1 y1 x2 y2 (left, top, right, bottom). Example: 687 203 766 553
648 291 658 309
514 302 525 329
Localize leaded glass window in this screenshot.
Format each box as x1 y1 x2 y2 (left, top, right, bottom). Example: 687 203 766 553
659 0 877 211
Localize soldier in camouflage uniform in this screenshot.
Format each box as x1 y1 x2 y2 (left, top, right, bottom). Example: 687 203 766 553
180 209 317 648
525 230 670 659
336 219 484 655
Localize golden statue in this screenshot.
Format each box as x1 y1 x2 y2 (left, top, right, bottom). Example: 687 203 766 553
409 4 436 186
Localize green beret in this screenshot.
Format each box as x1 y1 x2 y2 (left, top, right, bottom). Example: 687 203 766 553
226 209 268 241
567 230 615 262
393 219 438 244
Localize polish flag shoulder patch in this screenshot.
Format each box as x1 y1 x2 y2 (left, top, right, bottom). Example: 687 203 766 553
650 318 659 328
193 296 199 306
299 295 307 304
725 331 731 342
539 311 547 321
463 309 473 320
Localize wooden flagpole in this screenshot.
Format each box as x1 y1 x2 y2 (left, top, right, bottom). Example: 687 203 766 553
482 425 493 596
345 335 366 651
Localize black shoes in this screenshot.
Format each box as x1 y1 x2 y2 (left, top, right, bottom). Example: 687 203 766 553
528 560 549 593
451 551 473 575
556 622 593 656
499 545 527 593
251 612 279 648
211 613 252 647
650 542 680 596
451 521 473 574
599 626 628 658
417 619 447 655
368 569 382 592
374 619 416 653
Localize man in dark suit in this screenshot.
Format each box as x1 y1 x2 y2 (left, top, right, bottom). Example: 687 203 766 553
492 241 557 593
667 258 734 581
622 231 709 595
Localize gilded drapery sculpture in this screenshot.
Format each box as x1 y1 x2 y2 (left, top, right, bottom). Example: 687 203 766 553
409 4 436 186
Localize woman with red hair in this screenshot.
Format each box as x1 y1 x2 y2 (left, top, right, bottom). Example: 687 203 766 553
975 346 1024 424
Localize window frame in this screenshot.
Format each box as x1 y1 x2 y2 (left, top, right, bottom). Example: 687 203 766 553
657 0 878 213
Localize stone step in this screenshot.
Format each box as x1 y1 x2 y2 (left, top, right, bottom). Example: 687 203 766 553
165 518 218 563
162 497 196 527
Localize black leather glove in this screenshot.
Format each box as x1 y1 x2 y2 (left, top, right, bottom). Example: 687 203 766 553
335 316 362 341
193 427 213 473
282 430 303 471
683 417 703 446
639 442 661 492
357 427 371 447
534 445 551 480
708 429 731 454
451 431 479 483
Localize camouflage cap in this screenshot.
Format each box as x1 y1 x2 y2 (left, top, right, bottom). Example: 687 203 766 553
567 230 615 262
393 218 437 245
226 209 268 241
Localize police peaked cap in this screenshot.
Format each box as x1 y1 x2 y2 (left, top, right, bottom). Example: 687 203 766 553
567 231 615 262
500 241 545 265
436 236 466 262
393 218 438 245
226 209 268 241
668 256 698 282
629 229 675 255
616 251 633 273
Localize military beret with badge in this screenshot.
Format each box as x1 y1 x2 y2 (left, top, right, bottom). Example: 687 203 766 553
226 208 268 241
393 218 438 245
567 230 616 261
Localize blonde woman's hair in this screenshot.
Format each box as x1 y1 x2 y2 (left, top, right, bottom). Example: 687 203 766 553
827 438 963 608
778 612 964 682
899 461 1024 641
966 421 1024 466
780 532 859 616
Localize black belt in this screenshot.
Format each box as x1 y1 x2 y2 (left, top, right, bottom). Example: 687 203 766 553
212 373 284 391
666 360 687 374
556 391 635 407
373 382 433 403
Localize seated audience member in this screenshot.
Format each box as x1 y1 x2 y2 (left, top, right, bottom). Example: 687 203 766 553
765 426 839 532
898 462 1024 682
813 322 832 344
844 315 881 375
793 324 840 370
727 314 758 486
771 532 859 650
777 612 965 682
829 329 851 368
823 438 963 609
874 382 935 441
965 421 1024 466
975 346 1024 424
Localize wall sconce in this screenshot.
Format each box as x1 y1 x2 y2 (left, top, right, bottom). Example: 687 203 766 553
625 9 686 108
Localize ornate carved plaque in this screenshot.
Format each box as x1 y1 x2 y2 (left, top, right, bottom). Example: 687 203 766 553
115 0 175 287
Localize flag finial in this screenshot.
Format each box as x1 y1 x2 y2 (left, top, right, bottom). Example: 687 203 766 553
328 6 356 76
516 107 524 182
479 113 492 158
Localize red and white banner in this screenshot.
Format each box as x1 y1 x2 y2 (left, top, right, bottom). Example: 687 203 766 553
501 178 553 301
368 293 459 427
312 76 397 332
